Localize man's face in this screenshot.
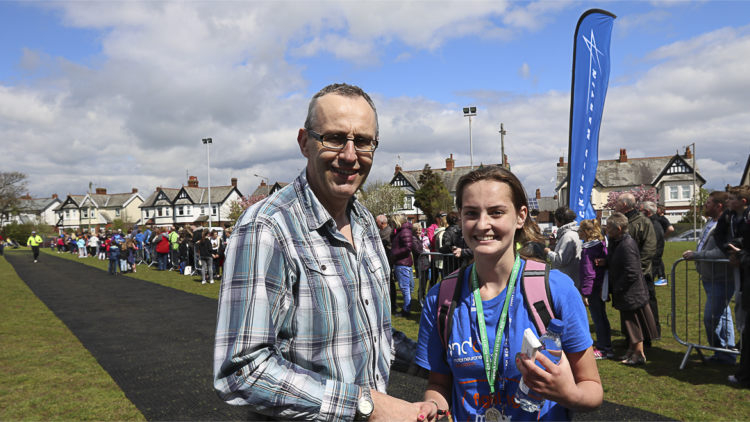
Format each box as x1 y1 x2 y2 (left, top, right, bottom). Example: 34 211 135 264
298 94 376 212
727 194 746 212
703 196 723 219
614 199 627 214
606 223 622 240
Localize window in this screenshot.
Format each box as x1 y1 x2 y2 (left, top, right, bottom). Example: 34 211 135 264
82 209 88 218
115 208 121 217
166 208 170 216
158 208 163 217
201 206 206 215
681 185 692 200
178 206 184 216
212 205 217 215
91 209 96 217
65 210 69 218
669 186 679 200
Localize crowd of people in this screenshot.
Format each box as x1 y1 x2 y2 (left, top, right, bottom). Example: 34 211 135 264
44 224 232 283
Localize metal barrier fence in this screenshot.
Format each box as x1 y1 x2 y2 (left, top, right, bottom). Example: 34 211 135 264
670 257 742 369
414 251 462 305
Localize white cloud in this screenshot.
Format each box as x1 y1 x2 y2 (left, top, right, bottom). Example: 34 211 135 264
518 62 531 79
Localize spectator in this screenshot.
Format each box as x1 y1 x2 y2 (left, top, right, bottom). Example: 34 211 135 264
155 228 170 271
579 218 612 359
440 211 472 274
656 205 675 237
391 213 415 317
89 231 100 258
544 207 582 288
108 236 121 275
169 226 180 270
124 238 137 273
615 192 660 340
605 212 658 365
428 212 448 290
77 235 87 258
641 201 667 286
682 191 736 364
198 229 216 284
727 187 750 388
376 214 398 314
210 229 222 279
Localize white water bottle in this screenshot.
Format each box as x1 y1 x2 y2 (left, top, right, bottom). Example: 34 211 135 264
515 319 564 412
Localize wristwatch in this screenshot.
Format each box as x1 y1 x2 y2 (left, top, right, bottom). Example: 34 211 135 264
354 388 374 421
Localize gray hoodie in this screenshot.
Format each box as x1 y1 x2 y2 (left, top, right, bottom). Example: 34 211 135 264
547 221 582 288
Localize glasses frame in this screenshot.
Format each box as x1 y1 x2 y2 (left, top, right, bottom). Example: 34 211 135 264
307 129 379 153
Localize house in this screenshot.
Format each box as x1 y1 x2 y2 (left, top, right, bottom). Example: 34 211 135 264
56 188 144 231
555 147 705 223
1 194 62 227
250 180 288 197
390 154 542 222
139 176 243 228
741 153 750 186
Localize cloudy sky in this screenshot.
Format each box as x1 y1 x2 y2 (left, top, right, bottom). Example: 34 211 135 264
2 0 749 200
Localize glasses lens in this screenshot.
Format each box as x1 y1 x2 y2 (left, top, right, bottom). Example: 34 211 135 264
321 133 347 149
353 136 375 151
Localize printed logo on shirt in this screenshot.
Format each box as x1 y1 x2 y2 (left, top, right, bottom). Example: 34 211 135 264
449 338 482 367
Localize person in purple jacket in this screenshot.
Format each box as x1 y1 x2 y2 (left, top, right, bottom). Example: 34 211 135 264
579 219 612 360
391 213 415 317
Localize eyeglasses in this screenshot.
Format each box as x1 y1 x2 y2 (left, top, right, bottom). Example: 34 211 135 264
307 130 378 152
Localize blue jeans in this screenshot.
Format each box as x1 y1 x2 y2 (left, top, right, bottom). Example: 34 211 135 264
703 279 736 361
588 294 612 351
109 259 119 274
395 265 414 313
158 252 168 270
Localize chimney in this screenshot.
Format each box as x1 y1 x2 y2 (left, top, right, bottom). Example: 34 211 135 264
619 148 628 163
536 188 541 199
446 154 455 171
557 156 565 167
394 164 402 175
259 180 267 187
21 193 32 199
95 187 107 194
187 176 199 187
231 177 238 187
132 188 138 193
52 193 58 199
684 146 692 159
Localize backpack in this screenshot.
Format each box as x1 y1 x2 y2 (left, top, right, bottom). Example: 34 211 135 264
436 259 555 351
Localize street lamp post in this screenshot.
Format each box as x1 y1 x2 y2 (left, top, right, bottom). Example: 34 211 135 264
463 107 477 169
202 138 213 230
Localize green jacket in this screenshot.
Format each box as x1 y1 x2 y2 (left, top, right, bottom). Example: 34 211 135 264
169 231 179 250
27 235 43 247
626 210 657 279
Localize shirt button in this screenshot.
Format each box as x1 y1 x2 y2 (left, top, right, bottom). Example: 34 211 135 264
365 299 369 305
376 374 380 380
321 265 327 271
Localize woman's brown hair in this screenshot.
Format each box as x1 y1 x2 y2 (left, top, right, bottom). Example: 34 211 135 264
455 166 544 248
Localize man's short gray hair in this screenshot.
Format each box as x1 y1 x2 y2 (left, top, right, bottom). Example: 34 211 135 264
304 83 379 136
641 201 657 215
617 193 636 211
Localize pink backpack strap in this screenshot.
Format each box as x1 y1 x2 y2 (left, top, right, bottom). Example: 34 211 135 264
437 265 468 351
521 259 555 335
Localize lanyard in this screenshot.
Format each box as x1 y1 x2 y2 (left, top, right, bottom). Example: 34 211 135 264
471 255 521 395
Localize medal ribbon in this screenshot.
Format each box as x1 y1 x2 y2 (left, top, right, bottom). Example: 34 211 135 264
472 254 521 395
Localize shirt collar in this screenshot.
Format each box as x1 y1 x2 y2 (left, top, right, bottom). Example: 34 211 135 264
294 169 361 232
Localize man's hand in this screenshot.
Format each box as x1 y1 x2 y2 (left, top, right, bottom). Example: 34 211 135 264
682 250 694 260
452 248 462 258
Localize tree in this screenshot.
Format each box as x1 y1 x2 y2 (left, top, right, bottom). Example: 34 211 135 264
678 187 710 224
0 171 27 224
359 180 405 217
227 194 268 224
605 185 658 210
413 165 454 221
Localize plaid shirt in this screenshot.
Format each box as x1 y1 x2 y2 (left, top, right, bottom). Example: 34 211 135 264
214 170 393 421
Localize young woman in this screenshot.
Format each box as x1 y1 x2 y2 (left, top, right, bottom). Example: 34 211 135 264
416 166 602 421
579 219 612 359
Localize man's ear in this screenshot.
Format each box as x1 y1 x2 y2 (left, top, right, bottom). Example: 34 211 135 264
297 128 310 158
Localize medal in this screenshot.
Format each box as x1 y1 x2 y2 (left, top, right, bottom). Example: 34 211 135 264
485 407 502 422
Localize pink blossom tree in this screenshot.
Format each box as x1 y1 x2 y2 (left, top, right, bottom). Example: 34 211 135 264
605 185 658 210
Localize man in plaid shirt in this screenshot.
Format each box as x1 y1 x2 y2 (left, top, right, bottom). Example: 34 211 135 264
214 83 428 421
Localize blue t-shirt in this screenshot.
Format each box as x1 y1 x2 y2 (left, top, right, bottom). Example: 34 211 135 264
416 260 592 421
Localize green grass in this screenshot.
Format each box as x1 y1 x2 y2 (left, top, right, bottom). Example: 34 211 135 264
0 253 145 421
7 243 750 420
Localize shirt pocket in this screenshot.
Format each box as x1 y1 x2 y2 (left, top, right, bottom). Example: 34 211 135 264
300 257 355 314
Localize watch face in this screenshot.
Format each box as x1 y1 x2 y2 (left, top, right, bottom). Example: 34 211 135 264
358 397 374 415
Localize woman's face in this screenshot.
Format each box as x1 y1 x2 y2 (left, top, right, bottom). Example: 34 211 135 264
460 179 527 260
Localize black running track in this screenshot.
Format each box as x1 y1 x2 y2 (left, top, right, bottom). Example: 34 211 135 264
6 251 671 421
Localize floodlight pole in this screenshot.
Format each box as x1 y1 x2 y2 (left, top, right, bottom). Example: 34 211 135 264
499 123 507 168
463 106 477 169
691 142 696 242
202 138 213 230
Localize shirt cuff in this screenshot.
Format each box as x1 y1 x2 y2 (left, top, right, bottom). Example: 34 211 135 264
319 380 359 421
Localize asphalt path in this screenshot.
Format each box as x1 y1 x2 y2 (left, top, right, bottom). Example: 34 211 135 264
7 251 671 421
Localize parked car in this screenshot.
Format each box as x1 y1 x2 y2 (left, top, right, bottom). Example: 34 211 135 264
667 228 702 242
